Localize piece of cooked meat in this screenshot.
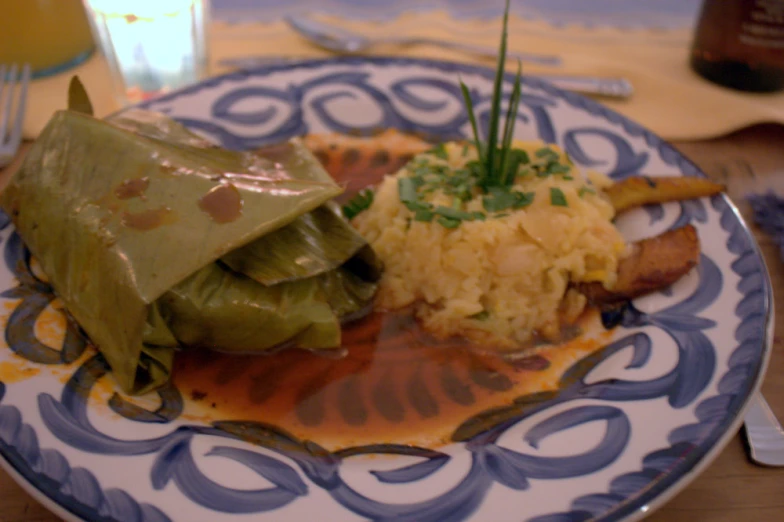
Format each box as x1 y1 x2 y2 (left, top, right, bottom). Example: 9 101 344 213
575 224 700 306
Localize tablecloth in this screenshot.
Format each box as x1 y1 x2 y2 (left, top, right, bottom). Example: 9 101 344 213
19 10 784 142
211 0 702 28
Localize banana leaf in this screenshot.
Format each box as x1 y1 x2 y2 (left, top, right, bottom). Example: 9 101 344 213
2 108 381 394
221 201 377 286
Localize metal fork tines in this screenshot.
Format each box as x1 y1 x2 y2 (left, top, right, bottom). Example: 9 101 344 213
0 64 31 169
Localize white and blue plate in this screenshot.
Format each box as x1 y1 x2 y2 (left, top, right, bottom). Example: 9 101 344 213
0 57 772 521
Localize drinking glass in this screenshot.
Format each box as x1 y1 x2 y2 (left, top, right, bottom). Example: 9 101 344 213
0 0 95 78
82 0 210 105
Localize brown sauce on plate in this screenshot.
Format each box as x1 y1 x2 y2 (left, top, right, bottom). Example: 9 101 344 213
172 136 609 450
173 309 606 450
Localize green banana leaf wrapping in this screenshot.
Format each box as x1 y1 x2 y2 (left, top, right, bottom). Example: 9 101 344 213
1 108 381 394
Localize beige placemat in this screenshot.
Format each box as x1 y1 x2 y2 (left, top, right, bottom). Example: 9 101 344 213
20 13 784 141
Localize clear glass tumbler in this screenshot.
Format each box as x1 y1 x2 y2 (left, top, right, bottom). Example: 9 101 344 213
82 0 210 105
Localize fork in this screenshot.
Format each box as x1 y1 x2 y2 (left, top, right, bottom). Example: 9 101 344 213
744 393 784 467
0 64 31 169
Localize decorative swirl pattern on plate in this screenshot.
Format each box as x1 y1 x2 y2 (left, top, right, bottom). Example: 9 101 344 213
0 58 771 522
0 385 170 522
8 241 711 520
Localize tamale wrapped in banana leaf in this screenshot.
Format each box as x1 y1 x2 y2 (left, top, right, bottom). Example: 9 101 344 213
1 103 381 395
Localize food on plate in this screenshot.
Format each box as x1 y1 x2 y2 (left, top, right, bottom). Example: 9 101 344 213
303 129 433 195
346 139 721 349
606 176 725 214
344 1 724 349
345 133 719 347
351 140 626 347
0 85 381 395
575 224 701 306
0 0 725 398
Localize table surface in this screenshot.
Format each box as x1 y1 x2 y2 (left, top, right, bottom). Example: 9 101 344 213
0 124 782 521
209 0 703 28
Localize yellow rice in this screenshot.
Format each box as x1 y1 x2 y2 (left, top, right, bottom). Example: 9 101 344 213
352 141 628 348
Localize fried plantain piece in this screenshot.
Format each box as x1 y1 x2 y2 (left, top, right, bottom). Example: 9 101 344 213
606 176 725 214
576 224 700 306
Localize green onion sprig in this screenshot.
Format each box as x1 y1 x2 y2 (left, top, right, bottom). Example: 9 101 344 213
459 0 524 190
387 0 582 227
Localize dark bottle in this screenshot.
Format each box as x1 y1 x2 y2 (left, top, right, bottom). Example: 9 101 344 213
690 0 784 92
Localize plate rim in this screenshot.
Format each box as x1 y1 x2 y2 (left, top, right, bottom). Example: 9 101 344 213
0 55 774 522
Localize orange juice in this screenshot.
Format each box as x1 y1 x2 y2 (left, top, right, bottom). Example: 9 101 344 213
0 0 95 76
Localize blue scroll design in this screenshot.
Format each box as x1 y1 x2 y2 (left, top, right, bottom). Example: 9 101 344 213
33 351 639 522
0 383 171 522
0 57 770 522
452 254 721 448
1 232 87 365
1 221 723 521
140 58 643 177
536 201 770 522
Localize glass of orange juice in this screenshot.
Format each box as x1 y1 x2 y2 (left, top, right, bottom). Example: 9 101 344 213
0 0 95 77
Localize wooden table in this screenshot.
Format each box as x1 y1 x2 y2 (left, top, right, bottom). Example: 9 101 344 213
0 124 782 521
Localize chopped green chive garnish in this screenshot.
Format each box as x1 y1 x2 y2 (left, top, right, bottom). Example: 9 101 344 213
399 177 419 203
437 216 461 229
482 188 535 212
435 206 475 221
429 143 449 160
546 163 571 175
343 189 374 219
578 186 596 197
482 187 518 212
414 208 434 222
410 175 426 188
394 0 550 229
535 147 559 160
413 165 431 177
404 200 432 213
513 191 535 209
550 187 568 207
